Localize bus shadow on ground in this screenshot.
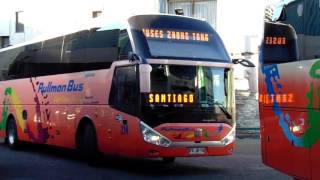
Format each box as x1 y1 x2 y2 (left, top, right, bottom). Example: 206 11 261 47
96 156 226 177
1 143 226 177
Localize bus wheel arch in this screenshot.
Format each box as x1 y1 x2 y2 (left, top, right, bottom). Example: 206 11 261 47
76 117 99 163
6 114 20 149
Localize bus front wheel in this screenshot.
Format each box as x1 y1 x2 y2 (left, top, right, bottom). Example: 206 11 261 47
6 118 20 150
79 123 99 165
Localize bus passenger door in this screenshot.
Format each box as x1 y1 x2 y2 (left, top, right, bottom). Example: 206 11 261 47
108 65 140 156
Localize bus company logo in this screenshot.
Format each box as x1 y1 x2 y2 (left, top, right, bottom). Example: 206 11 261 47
38 80 84 94
194 128 203 138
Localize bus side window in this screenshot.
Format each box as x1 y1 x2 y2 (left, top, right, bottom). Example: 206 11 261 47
63 31 89 73
278 2 320 60
119 30 132 60
7 43 42 79
109 65 139 116
23 42 42 77
70 30 88 63
86 29 120 62
37 37 64 76
63 29 120 73
6 47 25 79
62 32 80 64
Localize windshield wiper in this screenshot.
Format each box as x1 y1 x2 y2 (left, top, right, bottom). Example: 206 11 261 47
213 102 232 119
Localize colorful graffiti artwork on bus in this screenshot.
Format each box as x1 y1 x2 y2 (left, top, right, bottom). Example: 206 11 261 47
0 87 26 131
261 59 320 148
0 78 51 143
304 60 320 148
29 77 51 143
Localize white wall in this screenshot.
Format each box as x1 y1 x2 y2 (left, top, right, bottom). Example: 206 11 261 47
0 8 10 36
102 0 159 18
0 20 9 37
0 0 160 45
1 0 103 45
216 0 267 54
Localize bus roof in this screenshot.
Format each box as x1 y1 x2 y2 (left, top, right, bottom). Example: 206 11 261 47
0 17 128 53
0 13 212 53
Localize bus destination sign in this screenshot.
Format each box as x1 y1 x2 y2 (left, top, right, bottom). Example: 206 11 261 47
142 28 209 42
265 36 287 45
148 93 195 104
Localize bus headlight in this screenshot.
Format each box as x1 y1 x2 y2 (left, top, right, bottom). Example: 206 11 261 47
221 126 236 146
140 121 171 147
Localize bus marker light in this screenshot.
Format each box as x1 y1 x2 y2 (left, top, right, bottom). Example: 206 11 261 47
221 127 236 146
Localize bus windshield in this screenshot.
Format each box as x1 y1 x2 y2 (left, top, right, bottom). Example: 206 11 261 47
128 15 231 62
141 64 233 127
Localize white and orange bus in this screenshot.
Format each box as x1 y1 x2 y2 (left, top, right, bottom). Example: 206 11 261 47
0 14 252 163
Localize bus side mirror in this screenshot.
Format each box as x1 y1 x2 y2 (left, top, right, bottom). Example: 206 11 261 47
139 64 152 93
232 59 255 67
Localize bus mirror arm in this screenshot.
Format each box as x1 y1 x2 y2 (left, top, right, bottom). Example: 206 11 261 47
232 59 255 67
128 52 142 62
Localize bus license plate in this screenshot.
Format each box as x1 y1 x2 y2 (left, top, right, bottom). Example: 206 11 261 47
189 147 206 155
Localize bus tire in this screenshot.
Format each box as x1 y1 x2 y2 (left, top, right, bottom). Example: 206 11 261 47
79 123 99 165
162 157 175 163
6 118 20 150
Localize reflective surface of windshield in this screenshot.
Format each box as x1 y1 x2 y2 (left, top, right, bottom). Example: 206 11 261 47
141 64 233 127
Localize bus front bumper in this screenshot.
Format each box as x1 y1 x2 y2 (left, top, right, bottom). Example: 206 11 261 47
136 121 236 157
135 140 235 157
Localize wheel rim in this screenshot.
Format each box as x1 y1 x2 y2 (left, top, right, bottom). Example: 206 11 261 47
8 125 15 145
